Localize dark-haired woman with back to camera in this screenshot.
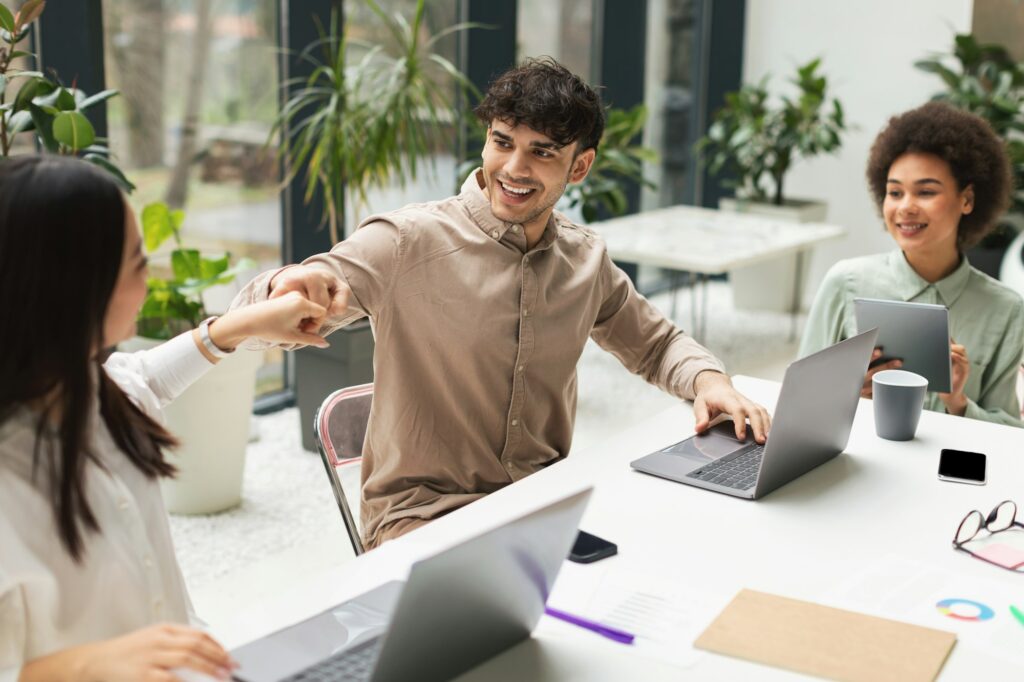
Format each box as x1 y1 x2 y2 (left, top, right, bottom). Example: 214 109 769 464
800 102 1024 426
0 156 336 681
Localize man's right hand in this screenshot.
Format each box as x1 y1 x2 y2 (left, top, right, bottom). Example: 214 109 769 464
861 346 903 398
269 265 351 333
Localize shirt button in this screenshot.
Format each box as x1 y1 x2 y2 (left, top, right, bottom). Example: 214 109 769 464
523 309 530 317
511 225 520 233
118 499 130 511
491 230 499 238
512 418 519 426
517 365 524 372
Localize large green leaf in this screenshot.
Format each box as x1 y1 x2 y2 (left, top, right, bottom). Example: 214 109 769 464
171 248 202 281
15 0 45 29
13 76 53 112
28 103 58 152
83 154 136 193
141 202 180 251
52 110 95 150
0 4 15 33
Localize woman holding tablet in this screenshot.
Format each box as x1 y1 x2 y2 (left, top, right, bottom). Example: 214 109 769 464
800 102 1023 426
0 156 332 680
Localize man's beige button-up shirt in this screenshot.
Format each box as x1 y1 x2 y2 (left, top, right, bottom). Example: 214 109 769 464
234 170 725 549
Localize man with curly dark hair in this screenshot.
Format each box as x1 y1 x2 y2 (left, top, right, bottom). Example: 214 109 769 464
232 58 771 548
801 102 1023 426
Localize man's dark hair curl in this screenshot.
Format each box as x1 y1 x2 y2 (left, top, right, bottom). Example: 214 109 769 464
475 57 605 154
866 101 1012 250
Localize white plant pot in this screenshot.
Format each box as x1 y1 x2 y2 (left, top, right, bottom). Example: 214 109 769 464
998 227 1024 296
719 197 828 313
119 335 261 514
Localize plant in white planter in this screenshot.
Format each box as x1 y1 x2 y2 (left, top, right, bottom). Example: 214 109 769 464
697 58 847 311
126 202 259 515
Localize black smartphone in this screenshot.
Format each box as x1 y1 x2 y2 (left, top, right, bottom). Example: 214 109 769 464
938 448 987 485
569 530 617 564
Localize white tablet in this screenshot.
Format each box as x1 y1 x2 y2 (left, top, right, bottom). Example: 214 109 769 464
854 298 951 393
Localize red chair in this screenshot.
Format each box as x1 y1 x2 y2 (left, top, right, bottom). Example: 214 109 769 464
314 383 372 556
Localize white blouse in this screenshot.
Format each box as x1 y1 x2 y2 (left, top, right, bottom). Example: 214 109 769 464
0 333 215 681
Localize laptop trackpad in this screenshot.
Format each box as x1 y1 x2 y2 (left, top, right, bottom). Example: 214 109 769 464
656 422 752 470
232 580 404 682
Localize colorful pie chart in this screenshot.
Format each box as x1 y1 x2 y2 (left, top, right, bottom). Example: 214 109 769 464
935 598 995 621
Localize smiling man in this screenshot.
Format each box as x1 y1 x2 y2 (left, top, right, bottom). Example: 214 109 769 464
232 58 770 549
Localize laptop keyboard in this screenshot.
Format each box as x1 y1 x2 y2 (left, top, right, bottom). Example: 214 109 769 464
283 637 382 682
686 445 764 490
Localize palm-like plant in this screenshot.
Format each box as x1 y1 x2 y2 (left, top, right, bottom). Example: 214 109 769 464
271 0 481 244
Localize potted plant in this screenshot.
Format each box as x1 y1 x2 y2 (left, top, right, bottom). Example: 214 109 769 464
271 0 481 450
697 58 847 311
0 0 131 188
121 202 259 514
563 104 658 222
916 33 1024 280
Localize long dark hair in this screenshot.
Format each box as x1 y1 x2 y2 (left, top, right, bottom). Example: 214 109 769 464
0 156 177 562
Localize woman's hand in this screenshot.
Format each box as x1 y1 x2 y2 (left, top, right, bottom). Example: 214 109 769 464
197 291 331 360
938 339 969 416
861 347 903 398
20 624 235 682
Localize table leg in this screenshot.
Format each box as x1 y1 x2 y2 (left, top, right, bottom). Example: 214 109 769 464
671 270 681 321
689 272 709 344
790 250 806 342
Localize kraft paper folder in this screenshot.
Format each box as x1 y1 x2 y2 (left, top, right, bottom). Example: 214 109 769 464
694 589 956 682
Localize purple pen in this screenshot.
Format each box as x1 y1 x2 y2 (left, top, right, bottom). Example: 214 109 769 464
544 606 636 644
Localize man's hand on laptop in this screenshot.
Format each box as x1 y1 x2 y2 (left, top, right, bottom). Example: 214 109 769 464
268 265 351 335
692 371 771 444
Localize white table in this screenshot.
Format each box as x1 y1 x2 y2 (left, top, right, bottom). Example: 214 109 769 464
214 377 1024 680
591 206 846 341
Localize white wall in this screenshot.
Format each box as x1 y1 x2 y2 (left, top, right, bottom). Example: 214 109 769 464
742 0 974 305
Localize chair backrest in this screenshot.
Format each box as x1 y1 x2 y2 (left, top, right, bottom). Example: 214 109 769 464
314 383 373 556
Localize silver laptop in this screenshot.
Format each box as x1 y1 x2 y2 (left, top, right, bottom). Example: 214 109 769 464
231 487 592 682
854 297 951 392
630 329 877 499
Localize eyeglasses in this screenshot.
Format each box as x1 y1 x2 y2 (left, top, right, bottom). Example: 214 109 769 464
953 500 1024 572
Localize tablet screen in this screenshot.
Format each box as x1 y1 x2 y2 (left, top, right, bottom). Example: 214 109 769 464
854 298 951 393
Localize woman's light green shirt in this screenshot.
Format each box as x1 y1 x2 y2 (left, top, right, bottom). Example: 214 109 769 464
800 250 1024 427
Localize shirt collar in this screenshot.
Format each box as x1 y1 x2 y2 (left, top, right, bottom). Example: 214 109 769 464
459 169 561 251
887 249 972 306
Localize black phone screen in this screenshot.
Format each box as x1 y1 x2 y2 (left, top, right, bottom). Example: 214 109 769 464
569 530 617 564
938 449 987 482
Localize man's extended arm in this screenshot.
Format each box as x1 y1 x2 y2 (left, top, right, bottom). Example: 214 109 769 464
227 218 402 350
590 252 770 442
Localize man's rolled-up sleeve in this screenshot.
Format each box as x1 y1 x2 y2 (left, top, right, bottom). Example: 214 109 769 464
590 252 725 401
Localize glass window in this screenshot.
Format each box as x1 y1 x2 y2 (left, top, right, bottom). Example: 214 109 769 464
102 0 284 396
642 0 698 210
516 0 594 81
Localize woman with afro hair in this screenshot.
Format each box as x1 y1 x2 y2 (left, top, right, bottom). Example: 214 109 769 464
800 101 1023 426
